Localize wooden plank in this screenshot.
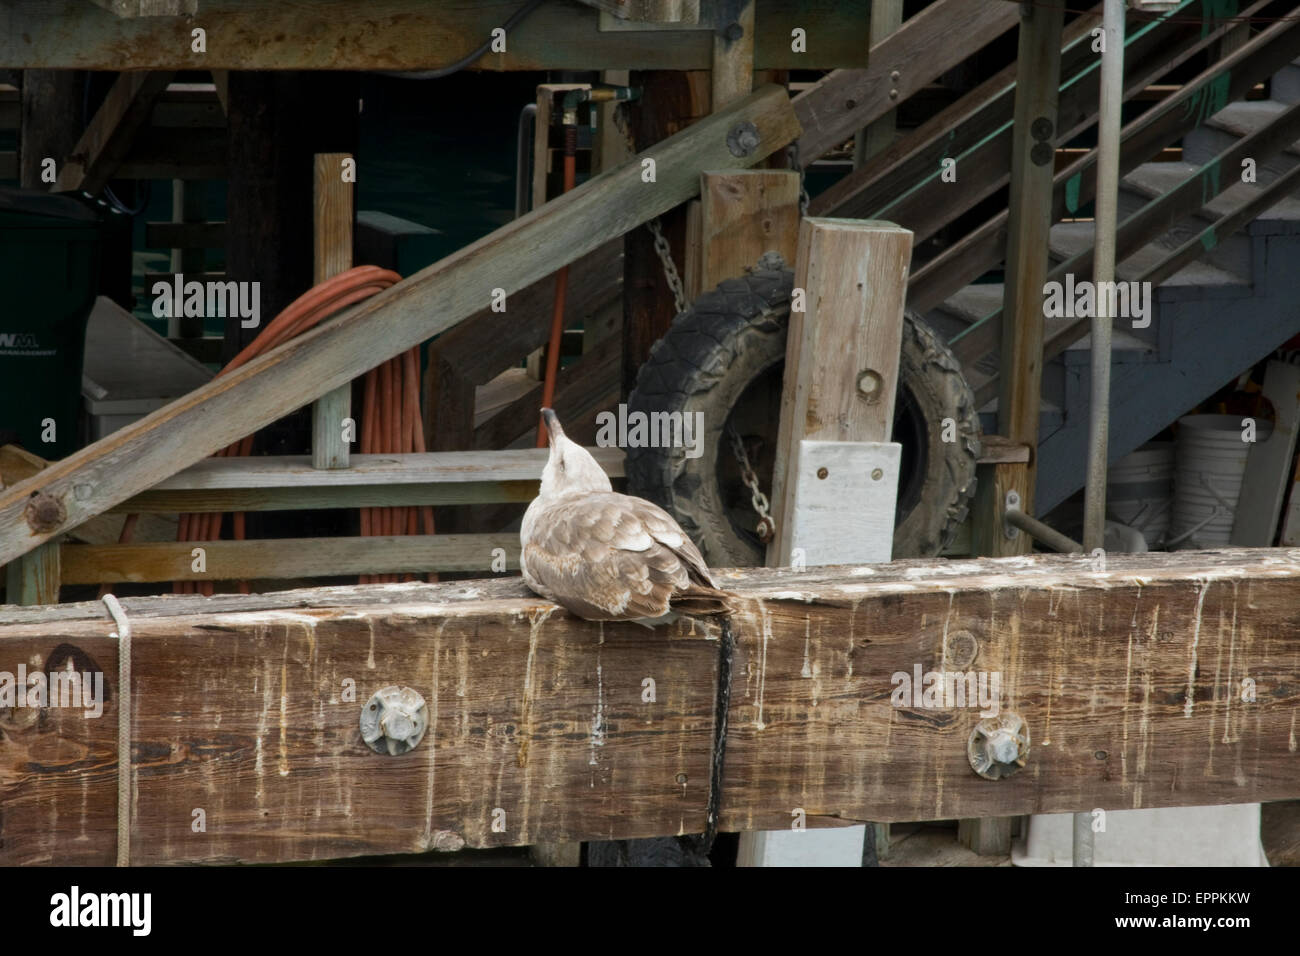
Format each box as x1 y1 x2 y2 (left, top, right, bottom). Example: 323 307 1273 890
17 70 84 188
168 180 206 338
311 152 355 470
0 85 797 568
55 70 175 194
146 220 225 248
117 126 227 179
852 0 901 168
580 0 699 22
710 0 754 109
61 533 521 583
880 5 1232 264
3 540 60 605
698 169 800 288
1232 361 1300 546
792 0 1020 164
768 218 912 564
622 69 712 394
2 0 870 70
746 216 910 867
996 0 1063 521
5 548 1300 864
935 10 1300 359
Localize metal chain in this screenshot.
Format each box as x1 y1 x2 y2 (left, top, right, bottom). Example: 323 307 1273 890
618 102 689 315
726 421 775 543
647 216 688 314
786 141 811 216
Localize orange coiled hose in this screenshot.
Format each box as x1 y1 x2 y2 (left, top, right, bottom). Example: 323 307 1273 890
106 265 440 596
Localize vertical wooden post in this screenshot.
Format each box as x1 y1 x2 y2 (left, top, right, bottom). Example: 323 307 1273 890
996 0 1065 528
6 540 60 606
965 0 1066 857
170 180 206 339
711 0 755 109
18 70 84 190
853 0 901 167
311 152 355 470
697 170 800 288
740 218 912 868
768 218 912 566
621 70 710 395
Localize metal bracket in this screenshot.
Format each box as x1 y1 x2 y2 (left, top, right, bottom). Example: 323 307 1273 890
1002 489 1022 541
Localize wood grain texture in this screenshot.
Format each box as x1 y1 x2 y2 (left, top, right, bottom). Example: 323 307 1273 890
792 0 1019 163
997 0 1063 519
1 0 870 70
4 548 1300 863
710 0 754 109
698 169 800 288
312 152 356 470
61 533 520 583
769 218 912 564
0 85 800 569
55 70 175 193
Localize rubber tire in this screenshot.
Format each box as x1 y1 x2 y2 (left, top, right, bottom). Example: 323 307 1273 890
626 266 979 562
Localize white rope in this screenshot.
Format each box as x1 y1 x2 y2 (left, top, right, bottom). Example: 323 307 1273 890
102 593 132 867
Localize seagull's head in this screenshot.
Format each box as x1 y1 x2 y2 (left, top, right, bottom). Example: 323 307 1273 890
539 408 613 498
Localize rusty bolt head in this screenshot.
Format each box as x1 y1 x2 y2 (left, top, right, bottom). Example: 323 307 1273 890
968 712 1029 780
361 685 428 756
24 491 66 534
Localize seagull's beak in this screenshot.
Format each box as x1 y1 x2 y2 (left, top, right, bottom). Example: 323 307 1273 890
541 408 563 445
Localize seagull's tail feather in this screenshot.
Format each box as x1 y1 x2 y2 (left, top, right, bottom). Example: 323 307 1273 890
670 586 737 618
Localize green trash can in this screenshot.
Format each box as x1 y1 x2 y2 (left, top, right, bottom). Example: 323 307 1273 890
0 187 104 459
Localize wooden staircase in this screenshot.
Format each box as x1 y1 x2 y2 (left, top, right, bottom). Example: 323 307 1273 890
813 0 1300 520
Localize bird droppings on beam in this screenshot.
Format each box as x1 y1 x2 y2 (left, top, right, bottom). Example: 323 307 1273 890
1 548 1300 864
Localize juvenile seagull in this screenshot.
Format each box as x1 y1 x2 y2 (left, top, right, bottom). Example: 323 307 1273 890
521 408 733 622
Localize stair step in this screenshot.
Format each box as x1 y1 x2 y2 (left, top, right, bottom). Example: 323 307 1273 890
1272 62 1300 105
1183 100 1300 190
1049 220 1251 295
936 282 1006 324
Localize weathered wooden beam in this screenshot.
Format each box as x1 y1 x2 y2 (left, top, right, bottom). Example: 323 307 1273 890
768 218 912 564
995 0 1063 527
4 548 1300 864
61 533 520 583
55 70 175 194
792 0 1020 164
697 169 800 288
17 70 84 188
103 448 626 514
710 0 753 109
1 0 869 70
0 85 800 570
311 152 355 470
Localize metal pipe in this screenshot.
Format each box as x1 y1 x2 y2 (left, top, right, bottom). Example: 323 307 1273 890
1004 509 1083 554
1077 0 1127 869
515 103 537 219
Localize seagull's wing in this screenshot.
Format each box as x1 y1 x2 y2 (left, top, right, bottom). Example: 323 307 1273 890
521 492 732 621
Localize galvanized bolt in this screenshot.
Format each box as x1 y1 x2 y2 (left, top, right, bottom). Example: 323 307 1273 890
1003 489 1021 541
871 468 884 481
361 685 429 756
968 713 1029 780
727 122 761 157
856 368 883 401
889 88 900 100
890 70 901 82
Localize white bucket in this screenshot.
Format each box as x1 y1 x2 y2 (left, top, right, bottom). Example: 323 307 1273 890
1170 414 1271 549
1107 442 1173 548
